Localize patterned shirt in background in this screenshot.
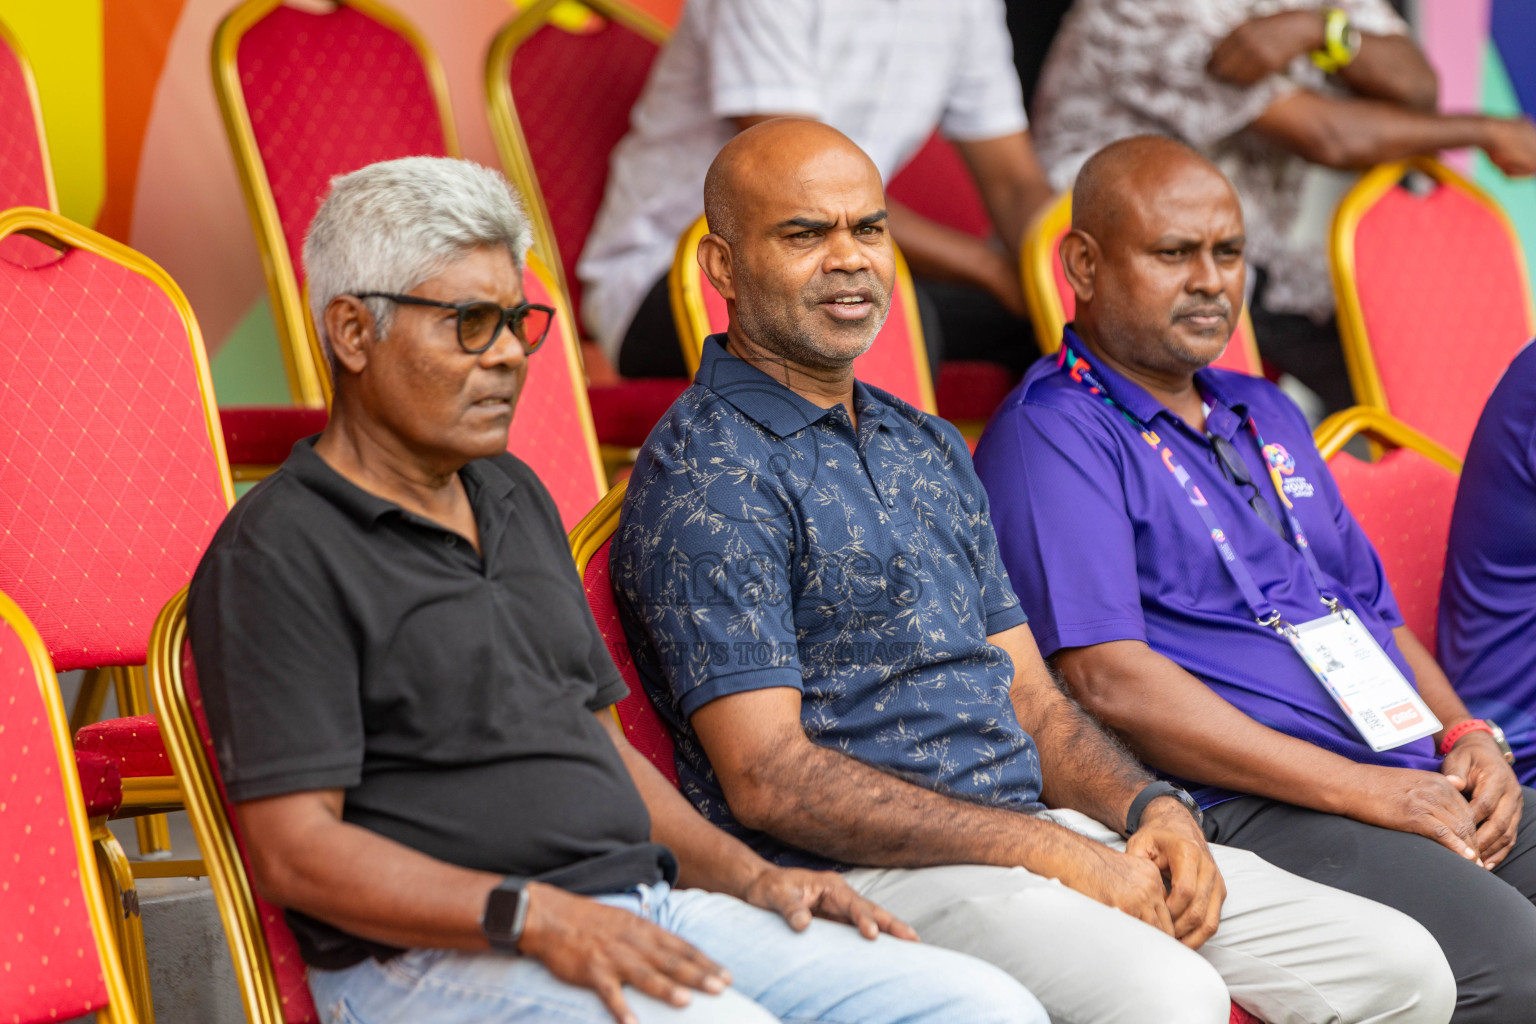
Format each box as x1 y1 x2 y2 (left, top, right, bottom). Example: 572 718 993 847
613 337 1042 869
1031 0 1407 321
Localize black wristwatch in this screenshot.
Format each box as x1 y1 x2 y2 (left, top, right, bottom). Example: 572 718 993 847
1126 781 1203 835
482 877 532 953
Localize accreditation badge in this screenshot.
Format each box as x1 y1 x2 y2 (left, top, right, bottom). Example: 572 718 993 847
1285 611 1441 752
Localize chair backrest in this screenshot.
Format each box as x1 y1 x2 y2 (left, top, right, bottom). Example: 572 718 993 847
515 253 607 528
670 214 938 413
885 132 991 240
0 590 136 1024
0 209 234 674
487 0 668 320
569 483 678 783
1021 192 1263 375
0 18 55 213
215 0 459 407
149 589 318 1024
1314 407 1462 651
1331 156 1535 460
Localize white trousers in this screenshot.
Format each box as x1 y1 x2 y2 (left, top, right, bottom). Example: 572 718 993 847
845 809 1456 1024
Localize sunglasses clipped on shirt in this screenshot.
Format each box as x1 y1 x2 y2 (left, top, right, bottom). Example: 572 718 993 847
1209 433 1289 542
354 293 556 355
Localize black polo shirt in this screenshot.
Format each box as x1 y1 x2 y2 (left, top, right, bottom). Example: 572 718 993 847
188 438 672 969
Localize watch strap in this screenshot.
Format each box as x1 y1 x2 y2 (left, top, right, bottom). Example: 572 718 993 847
1311 8 1360 74
1126 781 1191 835
1439 719 1495 757
482 877 532 953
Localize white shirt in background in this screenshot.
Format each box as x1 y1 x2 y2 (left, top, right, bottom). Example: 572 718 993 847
578 0 1027 363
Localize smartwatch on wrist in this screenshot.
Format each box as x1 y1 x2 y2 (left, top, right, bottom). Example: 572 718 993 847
1126 781 1203 835
1439 718 1515 765
482 877 532 954
1311 7 1362 74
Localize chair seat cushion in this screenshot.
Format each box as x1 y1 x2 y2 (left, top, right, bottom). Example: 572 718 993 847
219 406 329 467
73 749 123 818
936 360 1019 424
74 714 169 777
588 379 689 449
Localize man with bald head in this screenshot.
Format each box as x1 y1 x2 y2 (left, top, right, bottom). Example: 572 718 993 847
975 134 1536 1021
617 120 1456 1024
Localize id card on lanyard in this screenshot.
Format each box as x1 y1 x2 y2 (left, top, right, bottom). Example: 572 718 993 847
1056 344 1439 751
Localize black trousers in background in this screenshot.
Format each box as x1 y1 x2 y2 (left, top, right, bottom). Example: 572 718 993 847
1249 265 1356 416
1203 791 1536 1023
617 273 1038 380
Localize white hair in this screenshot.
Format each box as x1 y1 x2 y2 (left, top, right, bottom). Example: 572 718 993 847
303 156 534 368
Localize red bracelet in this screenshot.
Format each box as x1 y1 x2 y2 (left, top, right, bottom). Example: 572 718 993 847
1439 719 1494 757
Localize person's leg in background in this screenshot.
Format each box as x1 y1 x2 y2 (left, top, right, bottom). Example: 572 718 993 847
913 277 1040 376
1205 793 1536 1024
619 275 690 379
652 883 1047 1024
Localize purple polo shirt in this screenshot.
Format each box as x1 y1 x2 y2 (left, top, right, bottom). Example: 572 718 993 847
1439 340 1536 785
973 329 1439 807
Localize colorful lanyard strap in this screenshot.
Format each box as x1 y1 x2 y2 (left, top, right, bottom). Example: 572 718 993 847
1056 344 1339 629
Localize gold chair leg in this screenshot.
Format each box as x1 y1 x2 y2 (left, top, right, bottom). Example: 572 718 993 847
69 667 111 734
93 820 156 1024
110 666 174 860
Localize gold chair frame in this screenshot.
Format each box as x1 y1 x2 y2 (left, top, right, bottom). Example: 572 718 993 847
1328 155 1536 414
213 0 461 409
1313 405 1461 471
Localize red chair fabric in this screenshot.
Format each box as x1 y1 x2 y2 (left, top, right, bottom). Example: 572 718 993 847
220 406 330 468
0 29 51 213
1348 179 1532 459
505 8 661 323
1232 1006 1261 1024
936 361 1020 424
1327 446 1459 653
0 614 114 1022
0 237 230 672
182 642 319 1023
581 534 677 783
76 715 170 779
587 379 691 450
886 132 991 241
237 2 450 289
74 749 124 818
512 262 605 528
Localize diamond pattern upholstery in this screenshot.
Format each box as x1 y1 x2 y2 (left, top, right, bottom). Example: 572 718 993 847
581 534 677 783
181 641 318 1023
75 715 169 779
73 749 123 819
587 378 690 449
886 132 991 240
0 31 51 213
1327 446 1459 653
220 406 330 468
506 7 660 323
1348 178 1532 459
237 2 450 287
0 612 113 1022
513 260 605 529
0 239 230 672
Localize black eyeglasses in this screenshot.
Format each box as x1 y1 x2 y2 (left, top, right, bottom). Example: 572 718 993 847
1210 434 1287 541
354 292 555 355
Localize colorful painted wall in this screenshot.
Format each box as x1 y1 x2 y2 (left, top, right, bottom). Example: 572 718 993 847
0 0 1530 406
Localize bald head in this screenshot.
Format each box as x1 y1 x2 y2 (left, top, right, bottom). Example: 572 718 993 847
695 118 894 372
1071 135 1235 242
1060 134 1247 375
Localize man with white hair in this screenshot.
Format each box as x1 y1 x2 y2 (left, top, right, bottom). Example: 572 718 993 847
186 156 1045 1024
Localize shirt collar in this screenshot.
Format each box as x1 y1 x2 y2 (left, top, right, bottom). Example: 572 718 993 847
282 435 518 528
694 334 889 439
1059 326 1249 439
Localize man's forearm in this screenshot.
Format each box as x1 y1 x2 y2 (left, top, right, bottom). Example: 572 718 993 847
1338 34 1439 111
1254 90 1495 170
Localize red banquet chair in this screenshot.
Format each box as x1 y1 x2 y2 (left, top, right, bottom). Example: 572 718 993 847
0 591 141 1024
568 487 1265 1024
0 16 56 213
1022 192 1264 377
1314 407 1462 653
1330 156 1536 460
669 214 939 413
486 0 690 457
149 589 319 1024
213 0 460 475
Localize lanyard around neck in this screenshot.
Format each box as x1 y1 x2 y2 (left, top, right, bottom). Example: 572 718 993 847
1056 343 1339 628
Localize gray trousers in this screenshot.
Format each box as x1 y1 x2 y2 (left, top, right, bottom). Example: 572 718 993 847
845 808 1457 1024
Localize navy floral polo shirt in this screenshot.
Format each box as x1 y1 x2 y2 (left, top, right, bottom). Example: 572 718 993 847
613 336 1044 868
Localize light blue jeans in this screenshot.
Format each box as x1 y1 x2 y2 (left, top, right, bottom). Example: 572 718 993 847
307 882 1045 1024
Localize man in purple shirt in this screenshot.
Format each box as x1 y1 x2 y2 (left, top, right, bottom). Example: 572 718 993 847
1440 342 1536 785
973 134 1536 1022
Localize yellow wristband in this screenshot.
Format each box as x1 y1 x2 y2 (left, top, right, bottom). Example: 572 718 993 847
1311 8 1361 74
